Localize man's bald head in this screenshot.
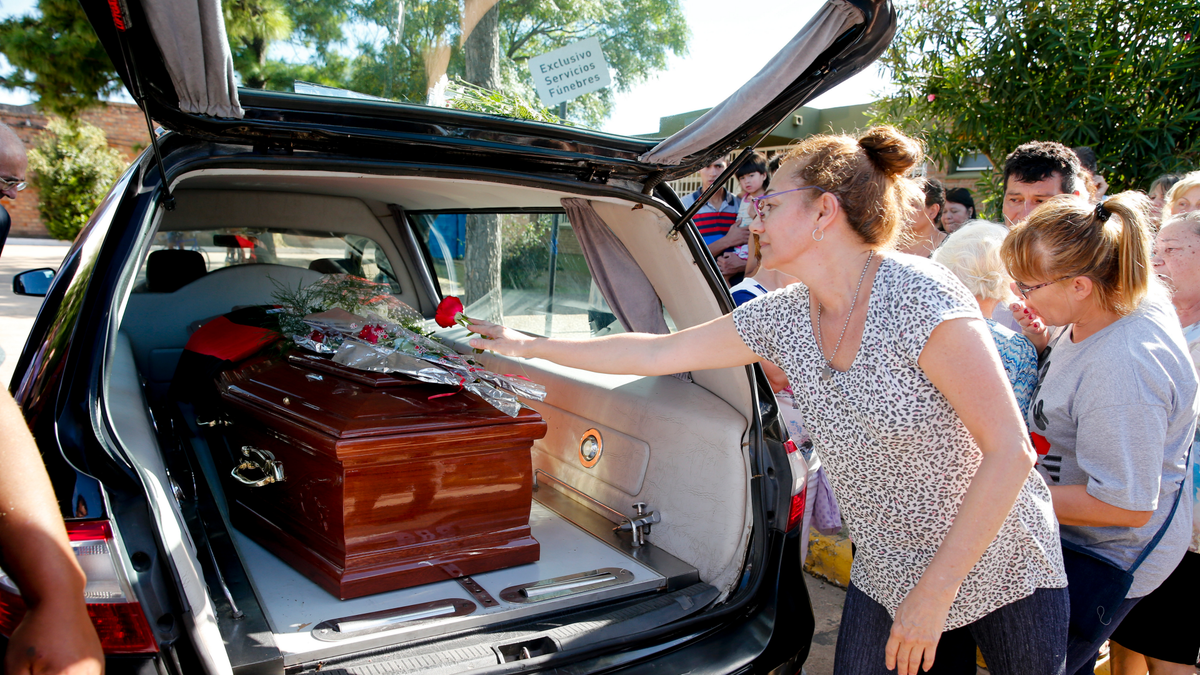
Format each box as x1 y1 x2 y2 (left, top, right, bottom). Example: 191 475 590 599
0 123 27 201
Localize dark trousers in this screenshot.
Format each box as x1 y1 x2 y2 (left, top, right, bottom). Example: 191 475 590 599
1064 595 1142 675
832 582 1070 674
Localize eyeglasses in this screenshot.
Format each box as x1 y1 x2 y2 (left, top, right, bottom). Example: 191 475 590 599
751 185 828 219
1014 276 1070 298
0 178 26 192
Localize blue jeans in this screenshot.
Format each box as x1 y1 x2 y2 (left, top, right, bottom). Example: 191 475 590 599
832 582 1070 674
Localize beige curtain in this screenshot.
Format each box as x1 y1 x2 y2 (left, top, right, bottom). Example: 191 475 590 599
142 0 244 118
561 198 669 335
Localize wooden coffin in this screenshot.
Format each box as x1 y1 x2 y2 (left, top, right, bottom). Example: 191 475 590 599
215 352 547 599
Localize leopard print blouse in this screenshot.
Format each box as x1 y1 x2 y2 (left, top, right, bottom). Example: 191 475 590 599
734 254 1066 629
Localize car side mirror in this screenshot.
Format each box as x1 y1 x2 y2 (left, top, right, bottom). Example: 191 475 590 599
13 268 55 297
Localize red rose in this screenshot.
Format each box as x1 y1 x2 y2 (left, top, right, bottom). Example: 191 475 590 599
358 325 386 344
435 296 465 328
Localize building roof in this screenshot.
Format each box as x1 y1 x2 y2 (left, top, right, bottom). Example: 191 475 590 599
637 102 875 147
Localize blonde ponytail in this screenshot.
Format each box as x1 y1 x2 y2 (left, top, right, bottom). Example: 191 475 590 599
1098 193 1152 313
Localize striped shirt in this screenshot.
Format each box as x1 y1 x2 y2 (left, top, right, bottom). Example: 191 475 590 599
682 189 741 248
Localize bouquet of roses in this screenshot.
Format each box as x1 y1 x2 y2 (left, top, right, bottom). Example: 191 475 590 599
271 277 545 416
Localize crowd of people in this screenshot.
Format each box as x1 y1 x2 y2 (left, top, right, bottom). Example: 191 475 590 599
473 129 1199 675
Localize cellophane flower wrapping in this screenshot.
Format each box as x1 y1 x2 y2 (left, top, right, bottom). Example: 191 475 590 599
271 276 545 416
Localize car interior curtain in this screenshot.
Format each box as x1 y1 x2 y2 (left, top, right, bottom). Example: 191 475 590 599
638 0 862 165
561 198 670 336
142 0 244 118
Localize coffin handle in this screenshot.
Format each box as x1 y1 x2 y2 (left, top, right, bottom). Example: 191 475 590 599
231 446 285 487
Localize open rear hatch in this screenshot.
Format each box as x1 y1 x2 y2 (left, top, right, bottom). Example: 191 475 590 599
79 0 895 189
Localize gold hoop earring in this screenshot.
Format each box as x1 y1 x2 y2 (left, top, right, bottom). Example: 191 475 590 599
812 228 824 242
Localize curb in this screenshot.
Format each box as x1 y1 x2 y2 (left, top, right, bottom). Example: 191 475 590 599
803 529 851 588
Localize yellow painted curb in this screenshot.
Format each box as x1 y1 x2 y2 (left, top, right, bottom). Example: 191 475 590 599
804 529 852 588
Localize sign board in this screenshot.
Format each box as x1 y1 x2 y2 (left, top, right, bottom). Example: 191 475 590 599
527 37 611 107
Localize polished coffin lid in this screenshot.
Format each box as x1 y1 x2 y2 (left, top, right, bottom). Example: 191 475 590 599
218 354 546 445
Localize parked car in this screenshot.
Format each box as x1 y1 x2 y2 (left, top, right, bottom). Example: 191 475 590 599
0 0 894 672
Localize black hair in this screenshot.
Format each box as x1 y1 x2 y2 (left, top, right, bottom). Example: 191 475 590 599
1003 141 1081 195
768 154 783 174
1072 146 1098 174
945 187 975 214
735 151 770 189
735 151 769 177
923 177 945 225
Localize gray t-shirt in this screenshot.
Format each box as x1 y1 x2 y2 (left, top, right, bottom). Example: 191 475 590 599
1028 293 1197 597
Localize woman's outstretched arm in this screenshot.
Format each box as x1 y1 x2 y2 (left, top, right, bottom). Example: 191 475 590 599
467 313 762 376
884 316 1040 675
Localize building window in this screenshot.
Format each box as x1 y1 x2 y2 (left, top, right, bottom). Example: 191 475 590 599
955 153 993 172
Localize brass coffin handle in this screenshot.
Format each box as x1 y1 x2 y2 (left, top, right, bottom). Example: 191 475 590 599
231 446 285 487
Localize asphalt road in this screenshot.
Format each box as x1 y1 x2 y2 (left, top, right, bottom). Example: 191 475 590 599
0 238 71 388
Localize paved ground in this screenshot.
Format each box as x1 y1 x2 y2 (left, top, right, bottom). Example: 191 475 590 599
805 573 846 674
0 238 71 387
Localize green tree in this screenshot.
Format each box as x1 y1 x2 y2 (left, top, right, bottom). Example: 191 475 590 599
872 0 1200 211
224 0 295 89
256 0 689 127
0 0 121 118
28 119 125 241
1 0 688 129
497 0 689 127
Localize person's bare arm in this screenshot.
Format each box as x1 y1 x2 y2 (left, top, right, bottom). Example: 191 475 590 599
0 392 104 675
707 226 750 256
467 313 760 377
883 317 1038 675
1048 485 1153 527
761 360 790 393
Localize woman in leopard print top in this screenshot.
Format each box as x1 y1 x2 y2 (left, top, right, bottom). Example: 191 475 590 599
468 127 1067 675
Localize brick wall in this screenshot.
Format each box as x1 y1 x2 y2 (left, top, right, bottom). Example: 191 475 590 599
0 102 151 239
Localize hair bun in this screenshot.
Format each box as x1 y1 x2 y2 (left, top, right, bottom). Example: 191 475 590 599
857 126 924 178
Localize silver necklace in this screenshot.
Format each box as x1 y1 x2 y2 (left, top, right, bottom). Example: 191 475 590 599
817 249 875 382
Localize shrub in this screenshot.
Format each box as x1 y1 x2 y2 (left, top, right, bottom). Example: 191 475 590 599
28 118 125 241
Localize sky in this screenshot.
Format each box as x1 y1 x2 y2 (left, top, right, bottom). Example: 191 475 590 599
0 0 893 135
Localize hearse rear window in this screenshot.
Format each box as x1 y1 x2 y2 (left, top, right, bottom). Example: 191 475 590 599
411 211 629 340
133 228 400 294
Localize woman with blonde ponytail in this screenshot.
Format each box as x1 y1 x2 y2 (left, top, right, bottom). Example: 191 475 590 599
1001 193 1197 674
468 126 1068 675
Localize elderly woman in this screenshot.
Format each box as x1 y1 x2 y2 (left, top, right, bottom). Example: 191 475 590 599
469 126 1068 675
1003 194 1196 675
1106 210 1200 674
932 221 1037 415
1165 171 1200 218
